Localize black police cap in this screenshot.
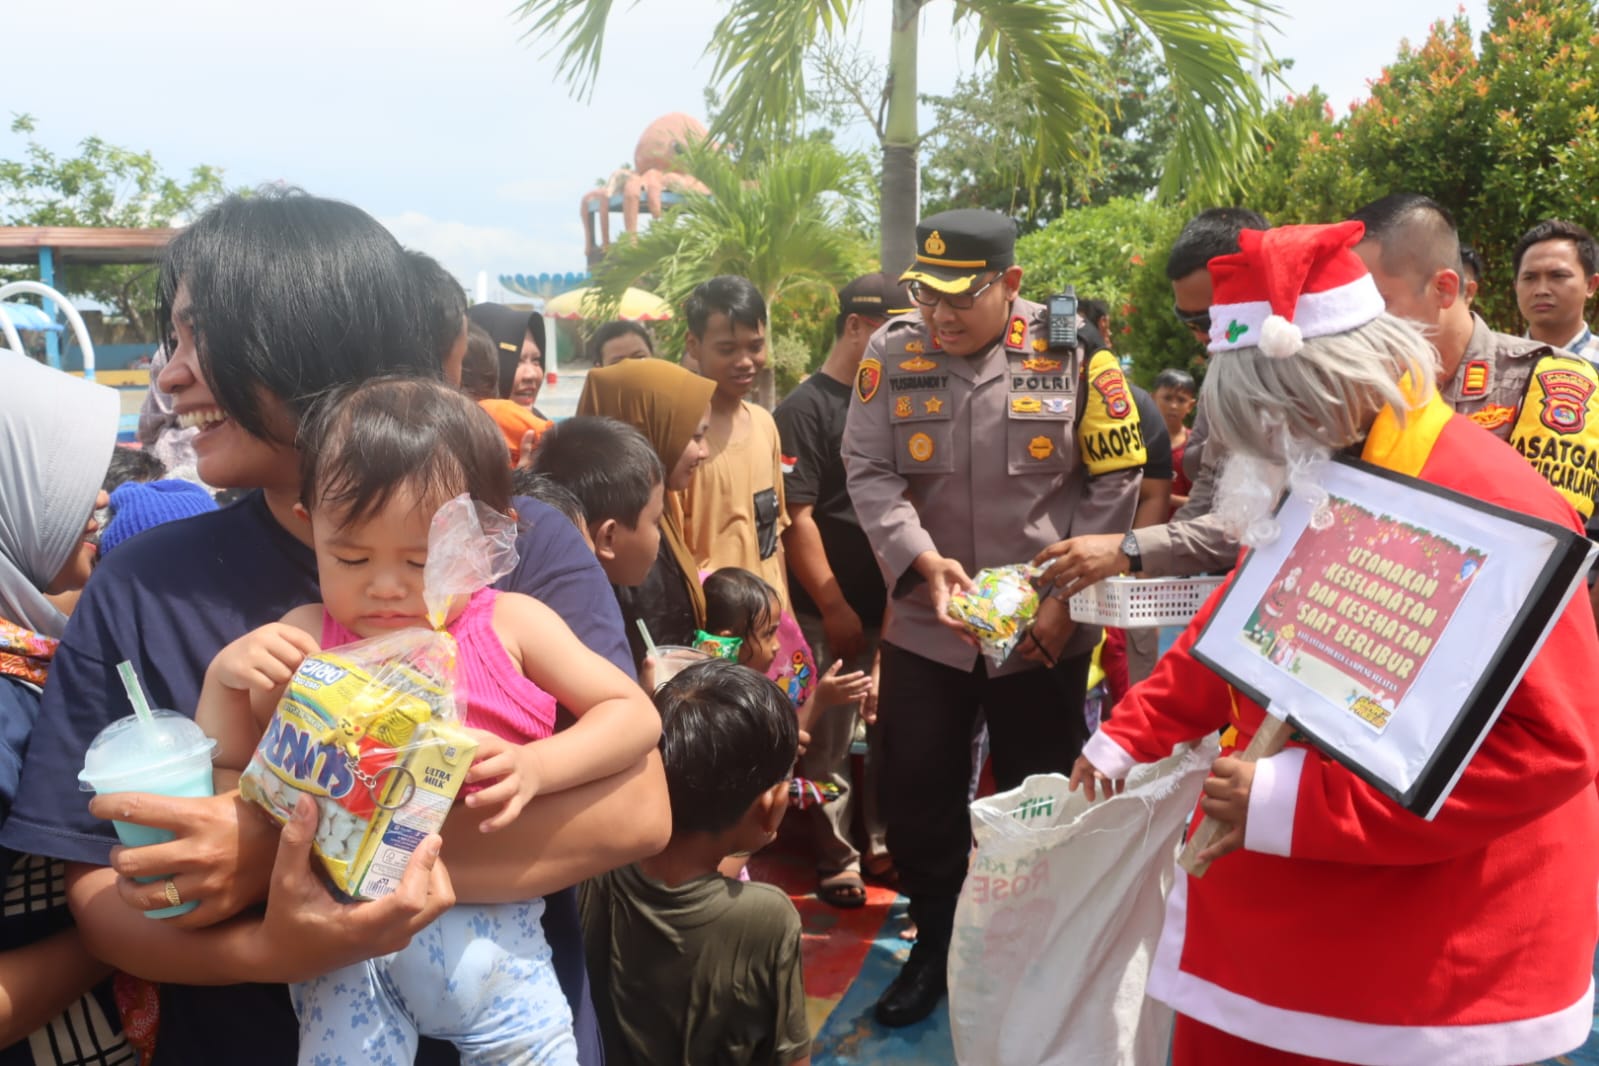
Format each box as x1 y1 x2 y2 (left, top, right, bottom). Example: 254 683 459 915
899 209 1018 294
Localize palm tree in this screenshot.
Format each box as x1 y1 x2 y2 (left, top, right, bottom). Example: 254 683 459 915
587 138 876 403
515 0 1275 273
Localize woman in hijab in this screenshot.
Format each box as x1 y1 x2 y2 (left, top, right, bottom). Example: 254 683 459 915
578 359 715 668
0 352 143 1064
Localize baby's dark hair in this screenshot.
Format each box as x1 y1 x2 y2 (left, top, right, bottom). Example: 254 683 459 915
656 659 798 835
511 470 588 531
299 376 510 529
703 567 778 645
1153 368 1197 396
532 416 663 529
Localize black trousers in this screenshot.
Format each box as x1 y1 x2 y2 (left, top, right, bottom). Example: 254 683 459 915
876 642 1091 953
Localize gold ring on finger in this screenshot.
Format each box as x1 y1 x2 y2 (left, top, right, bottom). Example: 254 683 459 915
163 877 183 909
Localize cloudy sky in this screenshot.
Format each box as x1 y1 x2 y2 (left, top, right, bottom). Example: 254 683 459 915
6 0 1489 297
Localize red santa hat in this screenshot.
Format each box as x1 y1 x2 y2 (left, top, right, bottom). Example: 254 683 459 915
1207 220 1386 358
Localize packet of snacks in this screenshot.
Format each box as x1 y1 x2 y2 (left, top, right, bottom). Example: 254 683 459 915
946 564 1043 669
240 494 519 900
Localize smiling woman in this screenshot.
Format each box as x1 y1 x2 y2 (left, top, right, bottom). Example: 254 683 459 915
0 187 666 1066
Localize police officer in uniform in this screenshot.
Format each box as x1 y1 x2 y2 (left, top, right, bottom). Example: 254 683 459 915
1351 195 1599 524
842 209 1143 1025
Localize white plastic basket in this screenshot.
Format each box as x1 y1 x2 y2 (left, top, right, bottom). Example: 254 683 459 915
1068 575 1227 628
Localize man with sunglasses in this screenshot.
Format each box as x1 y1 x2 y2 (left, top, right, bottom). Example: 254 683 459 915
1034 208 1264 596
842 208 1143 1027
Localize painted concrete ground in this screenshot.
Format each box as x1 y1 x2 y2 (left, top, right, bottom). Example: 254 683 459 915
752 835 1599 1066
747 845 955 1066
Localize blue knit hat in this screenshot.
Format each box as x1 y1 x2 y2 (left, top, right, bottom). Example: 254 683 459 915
100 480 218 556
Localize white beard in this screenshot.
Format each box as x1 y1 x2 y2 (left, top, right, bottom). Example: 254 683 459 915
1214 437 1333 548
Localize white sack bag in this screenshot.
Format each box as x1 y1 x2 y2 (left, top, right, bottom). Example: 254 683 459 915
949 737 1218 1066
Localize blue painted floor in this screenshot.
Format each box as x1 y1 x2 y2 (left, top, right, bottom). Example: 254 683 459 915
812 898 954 1065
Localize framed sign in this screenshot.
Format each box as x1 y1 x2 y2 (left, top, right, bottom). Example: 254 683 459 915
1191 457 1595 818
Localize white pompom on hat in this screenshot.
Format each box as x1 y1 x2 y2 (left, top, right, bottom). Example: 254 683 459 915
1206 220 1386 358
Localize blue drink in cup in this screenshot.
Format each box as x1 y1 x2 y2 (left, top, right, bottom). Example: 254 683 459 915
78 709 217 918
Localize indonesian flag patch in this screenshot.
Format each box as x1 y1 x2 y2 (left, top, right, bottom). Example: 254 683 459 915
781 454 798 476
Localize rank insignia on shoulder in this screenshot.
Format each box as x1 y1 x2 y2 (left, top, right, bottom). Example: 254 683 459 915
1021 356 1062 374
894 396 913 418
1006 316 1027 350
1032 337 1049 352
923 396 944 414
899 355 937 372
907 432 935 463
1011 396 1042 414
1469 403 1515 430
930 333 943 350
1028 435 1055 460
904 340 925 354
856 357 882 404
1461 360 1490 398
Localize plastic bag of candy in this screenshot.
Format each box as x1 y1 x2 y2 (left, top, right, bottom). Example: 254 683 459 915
240 495 518 899
946 564 1042 669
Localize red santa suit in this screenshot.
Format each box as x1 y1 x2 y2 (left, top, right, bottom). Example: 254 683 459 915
1085 392 1599 1066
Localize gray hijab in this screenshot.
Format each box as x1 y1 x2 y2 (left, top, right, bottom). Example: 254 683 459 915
1 352 119 638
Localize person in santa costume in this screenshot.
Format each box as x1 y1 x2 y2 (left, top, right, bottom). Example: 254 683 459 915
1071 221 1599 1066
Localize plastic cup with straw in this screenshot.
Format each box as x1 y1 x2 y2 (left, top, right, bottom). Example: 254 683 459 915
78 661 218 918
638 620 710 691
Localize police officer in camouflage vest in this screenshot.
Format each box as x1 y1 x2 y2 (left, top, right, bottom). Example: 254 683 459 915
842 209 1143 1026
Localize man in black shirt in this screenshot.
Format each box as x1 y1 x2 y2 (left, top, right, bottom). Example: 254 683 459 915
775 273 911 907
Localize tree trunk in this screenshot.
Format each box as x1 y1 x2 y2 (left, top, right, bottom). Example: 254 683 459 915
880 0 921 274
753 311 776 409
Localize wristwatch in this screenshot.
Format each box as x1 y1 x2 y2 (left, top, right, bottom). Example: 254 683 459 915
1121 531 1143 574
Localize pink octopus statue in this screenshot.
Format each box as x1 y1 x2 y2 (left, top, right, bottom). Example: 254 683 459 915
582 113 711 263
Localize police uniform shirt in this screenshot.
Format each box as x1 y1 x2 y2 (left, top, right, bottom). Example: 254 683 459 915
841 300 1142 675
1446 312 1599 520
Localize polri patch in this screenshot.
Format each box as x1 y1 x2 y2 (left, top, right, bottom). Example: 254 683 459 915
856 357 882 404
1091 366 1132 419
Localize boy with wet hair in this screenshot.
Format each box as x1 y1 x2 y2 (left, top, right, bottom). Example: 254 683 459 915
580 659 811 1066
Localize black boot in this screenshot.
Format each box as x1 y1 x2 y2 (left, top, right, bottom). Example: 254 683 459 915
874 939 947 1027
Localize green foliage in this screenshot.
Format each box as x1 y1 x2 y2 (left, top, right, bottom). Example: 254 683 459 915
0 115 229 337
515 0 1273 250
768 330 816 398
1223 0 1599 329
921 27 1179 229
590 138 876 363
1016 197 1193 384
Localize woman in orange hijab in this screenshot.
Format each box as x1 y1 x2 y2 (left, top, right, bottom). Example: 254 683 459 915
578 359 714 668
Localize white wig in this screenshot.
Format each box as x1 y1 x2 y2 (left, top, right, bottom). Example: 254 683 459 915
1204 312 1438 547
1201 311 1439 461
